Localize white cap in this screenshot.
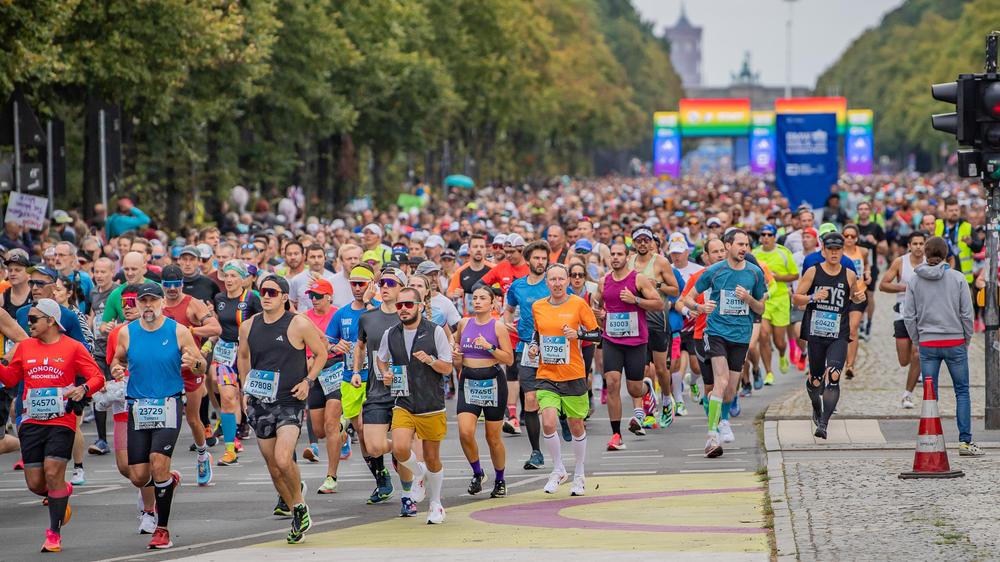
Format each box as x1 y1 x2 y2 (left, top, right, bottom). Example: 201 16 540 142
448 223 460 232
506 233 526 247
33 298 65 331
424 235 445 248
668 240 688 254
493 233 508 246
362 223 383 237
706 217 722 227
331 219 346 230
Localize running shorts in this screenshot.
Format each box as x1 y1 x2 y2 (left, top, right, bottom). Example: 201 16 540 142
602 339 648 382
535 378 589 419
514 351 539 393
307 378 342 409
807 337 848 378
19 423 75 467
127 398 183 465
246 397 304 440
457 365 507 422
693 338 714 386
362 400 394 426
893 319 910 340
762 299 791 327
341 382 367 419
391 408 446 441
704 335 750 372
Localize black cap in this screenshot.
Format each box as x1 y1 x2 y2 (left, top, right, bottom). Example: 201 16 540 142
6 253 30 268
260 274 290 295
161 264 184 282
137 282 164 299
822 232 845 249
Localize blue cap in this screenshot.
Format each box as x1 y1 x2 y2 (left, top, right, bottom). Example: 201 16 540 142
574 239 593 253
760 224 778 235
27 265 58 280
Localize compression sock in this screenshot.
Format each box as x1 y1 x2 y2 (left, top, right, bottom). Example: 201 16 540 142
542 432 564 473
470 459 483 477
95 410 108 443
154 476 177 527
671 372 684 403
572 432 587 478
426 468 444 505
721 399 731 422
363 456 379 478
221 412 237 451
707 396 723 433
524 410 541 451
821 377 841 425
610 420 621 435
495 467 505 482
200 395 211 425
806 376 824 420
47 483 71 533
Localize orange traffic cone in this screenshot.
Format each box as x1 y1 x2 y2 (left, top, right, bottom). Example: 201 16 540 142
899 376 965 479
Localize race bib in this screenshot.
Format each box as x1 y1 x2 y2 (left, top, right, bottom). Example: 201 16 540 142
541 335 570 365
520 347 539 368
852 258 864 275
3 337 15 355
214 340 238 366
346 346 368 372
810 310 841 338
464 378 498 407
245 369 280 402
719 290 749 316
390 365 409 397
26 387 64 421
319 362 344 395
607 311 639 338
132 397 178 430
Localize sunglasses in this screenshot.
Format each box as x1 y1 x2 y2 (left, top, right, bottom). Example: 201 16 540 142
350 280 370 287
633 237 652 243
122 297 138 308
260 287 284 298
162 280 183 289
240 244 257 251
708 224 721 228
28 279 54 288
395 300 418 311
492 244 503 250
365 260 379 267
308 292 326 300
759 232 774 237
570 273 586 279
27 314 47 324
844 234 858 239
379 278 399 288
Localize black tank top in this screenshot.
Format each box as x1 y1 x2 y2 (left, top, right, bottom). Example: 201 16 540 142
2 287 29 319
247 312 308 404
803 263 851 340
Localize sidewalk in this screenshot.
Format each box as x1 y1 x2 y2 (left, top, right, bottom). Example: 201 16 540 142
765 297 1000 561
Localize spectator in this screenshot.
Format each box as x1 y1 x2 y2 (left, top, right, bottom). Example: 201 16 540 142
105 197 150 238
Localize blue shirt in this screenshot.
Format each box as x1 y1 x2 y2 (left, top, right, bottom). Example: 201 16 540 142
667 267 686 334
801 252 857 274
16 303 91 353
506 277 575 352
327 304 368 381
106 207 151 238
694 260 768 344
126 318 183 399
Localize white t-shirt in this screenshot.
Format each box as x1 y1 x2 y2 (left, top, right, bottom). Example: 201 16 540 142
289 268 338 311
377 322 453 363
330 271 352 309
675 261 704 283
431 293 461 329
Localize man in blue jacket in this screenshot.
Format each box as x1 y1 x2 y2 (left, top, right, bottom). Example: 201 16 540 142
105 198 150 238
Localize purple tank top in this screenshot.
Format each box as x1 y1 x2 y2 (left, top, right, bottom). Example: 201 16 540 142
460 317 500 360
602 270 648 346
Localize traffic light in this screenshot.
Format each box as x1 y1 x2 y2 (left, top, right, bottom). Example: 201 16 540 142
982 79 1000 149
931 73 1000 177
931 75 977 144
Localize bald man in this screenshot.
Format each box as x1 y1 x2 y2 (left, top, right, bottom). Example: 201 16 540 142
103 252 152 323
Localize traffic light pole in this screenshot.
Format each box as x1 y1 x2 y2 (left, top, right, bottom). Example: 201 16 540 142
985 31 1000 430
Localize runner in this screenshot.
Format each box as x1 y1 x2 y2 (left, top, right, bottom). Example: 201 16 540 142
879 231 926 409
212 260 262 466
855 201 886 340
592 243 663 450
677 238 727 417
237 275 327 543
376 286 454 522
669 235 705 414
447 234 493 316
289 244 337 312
789 228 819 371
752 224 798 385
841 224 870 380
452 286 514 498
525 264 599 496
681 229 768 458
160 264 221 485
793 232 865 439
0 299 104 553
110 283 207 549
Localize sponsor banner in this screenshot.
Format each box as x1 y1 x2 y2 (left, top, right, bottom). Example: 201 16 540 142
845 109 874 176
678 98 751 137
749 111 775 174
776 113 839 209
775 96 847 134
653 112 681 178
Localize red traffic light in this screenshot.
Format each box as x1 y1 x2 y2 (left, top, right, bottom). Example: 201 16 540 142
984 82 1000 118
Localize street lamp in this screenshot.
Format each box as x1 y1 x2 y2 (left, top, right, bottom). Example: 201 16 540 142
785 0 797 98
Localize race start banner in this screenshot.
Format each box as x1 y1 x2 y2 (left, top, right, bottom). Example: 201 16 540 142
776 113 838 209
678 98 751 137
653 112 681 178
845 109 874 176
775 96 847 135
749 111 775 174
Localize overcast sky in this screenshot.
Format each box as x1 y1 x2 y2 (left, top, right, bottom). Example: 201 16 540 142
632 0 904 88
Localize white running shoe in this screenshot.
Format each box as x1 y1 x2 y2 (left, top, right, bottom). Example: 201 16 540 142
675 399 688 417
543 470 568 494
704 435 723 458
138 511 158 535
70 467 86 486
570 475 586 496
901 392 915 409
719 420 735 443
410 468 426 504
426 502 446 524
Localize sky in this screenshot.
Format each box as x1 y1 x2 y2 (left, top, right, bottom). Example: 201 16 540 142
632 0 905 88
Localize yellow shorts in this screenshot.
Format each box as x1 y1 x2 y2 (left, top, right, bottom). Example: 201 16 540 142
762 298 791 328
340 382 366 420
391 408 447 441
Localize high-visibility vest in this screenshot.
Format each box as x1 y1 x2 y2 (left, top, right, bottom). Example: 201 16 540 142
935 219 974 283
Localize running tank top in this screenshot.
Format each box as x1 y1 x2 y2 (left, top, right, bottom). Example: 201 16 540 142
126 318 183 399
247 312 308 405
305 307 336 360
803 265 851 341
895 253 924 319
627 255 666 330
459 317 499 360
163 295 200 345
846 249 865 279
601 270 648 346
2 287 29 320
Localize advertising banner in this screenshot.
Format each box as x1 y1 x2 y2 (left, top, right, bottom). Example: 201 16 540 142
776 113 839 209
749 111 775 174
653 112 681 178
845 109 874 176
775 97 847 134
678 98 751 137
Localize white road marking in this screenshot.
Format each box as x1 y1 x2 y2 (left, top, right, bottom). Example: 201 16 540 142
678 468 748 473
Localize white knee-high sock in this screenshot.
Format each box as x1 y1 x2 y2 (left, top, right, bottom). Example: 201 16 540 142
672 371 684 402
426 468 444 505
572 432 587 478
543 432 564 473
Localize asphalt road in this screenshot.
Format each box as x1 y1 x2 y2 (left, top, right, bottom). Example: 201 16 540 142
0 370 800 561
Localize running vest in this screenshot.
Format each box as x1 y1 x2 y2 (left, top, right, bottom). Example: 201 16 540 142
163 295 199 345
803 265 851 341
2 286 29 320
601 270 648 346
247 312 308 405
126 318 183 399
385 319 445 415
460 317 499 360
627 254 666 330
895 253 924 320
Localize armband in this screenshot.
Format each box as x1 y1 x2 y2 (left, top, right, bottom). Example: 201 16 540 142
578 328 602 343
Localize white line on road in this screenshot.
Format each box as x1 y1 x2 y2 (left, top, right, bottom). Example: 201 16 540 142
685 451 747 456
592 471 658 476
683 459 748 464
599 454 665 459
505 474 549 489
77 485 123 495
678 468 748 473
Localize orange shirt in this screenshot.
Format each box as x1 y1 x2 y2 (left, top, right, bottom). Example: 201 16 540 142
681 268 708 340
531 295 598 382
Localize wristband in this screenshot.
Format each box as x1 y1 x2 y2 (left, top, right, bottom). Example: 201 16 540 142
680 305 691 317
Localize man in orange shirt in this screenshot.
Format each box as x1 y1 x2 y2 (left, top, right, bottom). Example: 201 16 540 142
526 264 598 498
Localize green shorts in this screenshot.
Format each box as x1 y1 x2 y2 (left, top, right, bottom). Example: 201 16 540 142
762 298 790 328
341 382 367 420
537 389 589 419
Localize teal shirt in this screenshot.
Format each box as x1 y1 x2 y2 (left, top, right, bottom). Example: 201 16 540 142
694 260 767 344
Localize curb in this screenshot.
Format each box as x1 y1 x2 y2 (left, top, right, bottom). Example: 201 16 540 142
763 416 798 561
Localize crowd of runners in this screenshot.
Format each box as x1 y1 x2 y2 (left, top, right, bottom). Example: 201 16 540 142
0 171 990 552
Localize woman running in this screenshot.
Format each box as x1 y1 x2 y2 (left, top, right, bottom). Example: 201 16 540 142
841 224 870 380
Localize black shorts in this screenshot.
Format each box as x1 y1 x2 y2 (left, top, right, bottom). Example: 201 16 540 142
893 319 910 340
848 299 867 314
362 401 394 426
457 366 508 422
647 328 670 353
704 335 750 372
127 398 183 465
505 359 519 382
514 351 539 393
19 423 75 467
602 340 648 382
806 337 848 378
246 397 304 440
307 379 341 409
582 345 595 378
693 338 714 386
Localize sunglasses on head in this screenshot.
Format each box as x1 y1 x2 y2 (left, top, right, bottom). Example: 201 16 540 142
162 280 183 289
379 278 399 288
240 244 256 251
27 314 47 324
395 300 418 311
308 292 326 300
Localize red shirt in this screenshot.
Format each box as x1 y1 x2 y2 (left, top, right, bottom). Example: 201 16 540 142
106 324 131 422
479 261 530 296
0 336 105 431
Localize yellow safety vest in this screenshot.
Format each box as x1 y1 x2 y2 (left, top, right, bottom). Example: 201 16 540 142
934 219 974 283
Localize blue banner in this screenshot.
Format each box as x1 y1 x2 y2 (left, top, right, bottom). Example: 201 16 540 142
749 111 775 174
776 113 838 209
652 112 681 178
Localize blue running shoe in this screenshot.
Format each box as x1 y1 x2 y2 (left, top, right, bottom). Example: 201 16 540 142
400 496 417 517
523 449 544 470
197 452 213 486
560 417 572 442
340 437 352 460
730 394 742 417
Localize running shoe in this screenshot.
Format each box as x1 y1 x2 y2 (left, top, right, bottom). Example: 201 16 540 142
218 449 238 466
427 502 446 524
675 400 688 417
411 467 426 503
340 437 352 460
814 422 828 440
600 387 608 405
524 449 544 470
628 416 646 436
234 437 243 453
399 496 417 517
641 379 657 415
204 425 214 441
690 381 700 401
491 479 507 498
41 529 61 553
292 503 312 535
88 439 110 455
138 511 157 534
205 435 218 448
704 435 723 458
959 442 986 457
559 417 572 442
570 475 586 497
543 470 568 494
197 452 213 486
730 394 741 417
367 470 394 504
764 372 775 386
317 475 338 494
467 473 485 495
274 497 291 517
147 527 172 549
13 458 23 470
71 467 86 486
719 420 735 443
845 367 854 381
303 443 320 463
795 355 807 372
752 372 764 390
606 433 626 451
901 392 915 409
642 415 659 429
660 400 674 429
779 354 790 374
502 416 522 435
